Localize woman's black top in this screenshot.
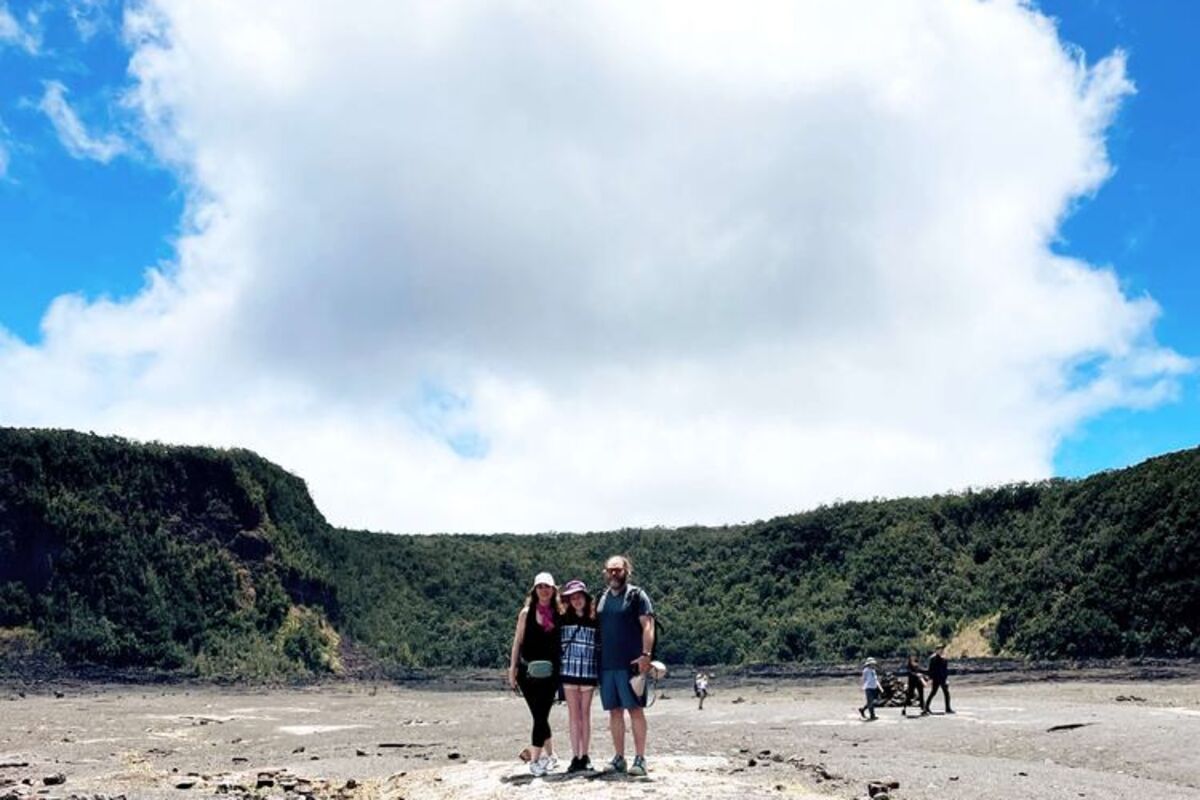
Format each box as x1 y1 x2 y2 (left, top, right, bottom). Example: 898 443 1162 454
520 603 561 667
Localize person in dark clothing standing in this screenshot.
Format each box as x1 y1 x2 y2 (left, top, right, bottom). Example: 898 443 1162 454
900 653 929 716
597 554 655 777
508 572 562 776
924 645 954 714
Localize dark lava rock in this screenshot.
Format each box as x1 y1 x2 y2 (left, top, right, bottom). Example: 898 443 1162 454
42 774 66 786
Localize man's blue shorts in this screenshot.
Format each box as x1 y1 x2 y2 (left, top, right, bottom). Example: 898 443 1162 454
600 668 646 711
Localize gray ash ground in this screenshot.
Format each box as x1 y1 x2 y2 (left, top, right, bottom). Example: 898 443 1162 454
2 666 1199 799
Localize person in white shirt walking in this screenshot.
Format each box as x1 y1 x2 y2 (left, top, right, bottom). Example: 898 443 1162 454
858 657 881 721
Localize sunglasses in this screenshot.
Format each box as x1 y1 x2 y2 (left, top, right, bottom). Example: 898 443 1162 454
605 567 626 574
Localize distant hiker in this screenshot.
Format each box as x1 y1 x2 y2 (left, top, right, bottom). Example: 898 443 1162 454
858 657 880 721
559 579 599 773
900 653 929 717
924 645 954 714
508 572 562 776
597 554 655 776
694 671 710 710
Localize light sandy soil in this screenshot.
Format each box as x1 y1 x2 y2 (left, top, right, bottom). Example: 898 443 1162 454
2 673 1199 799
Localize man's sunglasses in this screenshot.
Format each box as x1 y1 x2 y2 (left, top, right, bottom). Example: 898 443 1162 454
605 567 626 574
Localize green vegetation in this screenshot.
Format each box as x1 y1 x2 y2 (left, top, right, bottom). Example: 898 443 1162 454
1 427 1197 678
0 428 340 677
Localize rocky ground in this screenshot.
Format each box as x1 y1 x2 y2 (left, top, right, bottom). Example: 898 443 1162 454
2 667 1199 800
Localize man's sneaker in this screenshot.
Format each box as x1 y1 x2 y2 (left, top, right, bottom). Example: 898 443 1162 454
628 755 647 776
566 756 583 773
858 707 866 719
544 753 559 772
530 756 548 777
609 754 627 773
579 755 593 772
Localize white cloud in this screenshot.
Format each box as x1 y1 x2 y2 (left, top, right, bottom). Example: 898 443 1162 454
0 0 1191 532
38 80 127 163
68 0 114 42
0 2 38 53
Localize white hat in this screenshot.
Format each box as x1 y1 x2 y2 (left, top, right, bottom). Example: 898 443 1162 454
864 657 877 666
533 572 556 588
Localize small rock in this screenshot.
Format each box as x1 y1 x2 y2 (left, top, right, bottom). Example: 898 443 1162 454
175 781 196 790
42 774 66 787
447 753 461 760
292 746 305 754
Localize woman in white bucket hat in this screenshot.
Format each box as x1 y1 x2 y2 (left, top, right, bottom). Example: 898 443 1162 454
508 572 562 776
858 657 881 721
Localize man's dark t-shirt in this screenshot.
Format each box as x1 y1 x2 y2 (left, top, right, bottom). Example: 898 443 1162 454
598 584 654 671
929 654 949 682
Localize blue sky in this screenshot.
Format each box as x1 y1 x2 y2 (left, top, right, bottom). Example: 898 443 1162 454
1036 0 1200 475
1 1 182 338
0 1 1197 530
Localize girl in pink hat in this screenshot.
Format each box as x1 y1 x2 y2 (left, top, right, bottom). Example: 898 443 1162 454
559 579 600 772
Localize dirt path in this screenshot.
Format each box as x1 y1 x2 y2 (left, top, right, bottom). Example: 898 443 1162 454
1 676 1198 799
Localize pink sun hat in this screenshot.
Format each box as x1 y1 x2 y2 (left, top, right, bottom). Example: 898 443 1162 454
560 579 588 596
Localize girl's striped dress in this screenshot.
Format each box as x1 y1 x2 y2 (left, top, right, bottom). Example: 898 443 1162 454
559 618 599 686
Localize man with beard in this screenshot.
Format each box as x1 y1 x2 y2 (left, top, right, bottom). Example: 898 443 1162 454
597 554 655 777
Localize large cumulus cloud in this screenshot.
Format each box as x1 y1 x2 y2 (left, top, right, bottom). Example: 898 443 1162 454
0 0 1189 532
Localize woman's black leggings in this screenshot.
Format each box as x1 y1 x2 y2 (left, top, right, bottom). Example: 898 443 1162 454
518 676 557 747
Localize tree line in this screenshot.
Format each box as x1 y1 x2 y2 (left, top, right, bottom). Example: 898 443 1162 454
1 427 1196 678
